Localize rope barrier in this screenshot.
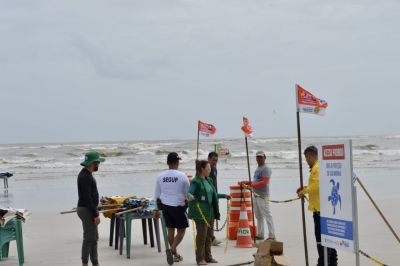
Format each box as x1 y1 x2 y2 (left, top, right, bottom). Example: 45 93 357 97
267 197 302 204
224 200 230 254
359 250 388 266
191 200 230 253
195 201 229 232
242 184 308 203
192 219 197 252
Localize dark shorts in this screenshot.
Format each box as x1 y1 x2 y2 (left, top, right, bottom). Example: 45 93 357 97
161 203 189 229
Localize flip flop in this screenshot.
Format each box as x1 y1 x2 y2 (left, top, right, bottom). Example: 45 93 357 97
173 254 183 262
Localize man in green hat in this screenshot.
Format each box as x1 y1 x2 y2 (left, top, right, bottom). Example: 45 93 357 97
77 151 105 266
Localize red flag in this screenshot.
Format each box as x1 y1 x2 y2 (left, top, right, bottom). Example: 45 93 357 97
198 121 217 137
296 84 328 116
241 116 253 137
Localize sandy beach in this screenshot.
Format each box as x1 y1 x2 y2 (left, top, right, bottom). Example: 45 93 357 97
0 167 398 266
1 0 400 264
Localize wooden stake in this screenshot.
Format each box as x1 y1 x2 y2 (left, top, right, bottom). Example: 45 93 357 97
296 111 309 266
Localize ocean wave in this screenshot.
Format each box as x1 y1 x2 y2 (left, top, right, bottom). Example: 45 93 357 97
155 150 170 155
97 151 125 157
65 152 80 157
382 134 400 139
353 149 400 157
250 138 296 144
0 158 56 164
21 153 38 158
355 144 378 150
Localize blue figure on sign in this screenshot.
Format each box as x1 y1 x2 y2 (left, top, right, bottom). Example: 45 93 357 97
328 179 341 215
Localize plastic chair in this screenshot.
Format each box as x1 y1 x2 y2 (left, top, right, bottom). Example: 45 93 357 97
0 218 24 265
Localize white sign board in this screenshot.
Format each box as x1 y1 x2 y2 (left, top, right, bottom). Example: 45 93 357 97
318 140 357 253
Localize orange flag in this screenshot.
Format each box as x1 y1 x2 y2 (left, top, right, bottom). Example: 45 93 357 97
241 116 253 137
296 84 328 116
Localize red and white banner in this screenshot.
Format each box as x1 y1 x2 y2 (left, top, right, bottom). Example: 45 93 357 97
241 116 253 137
296 84 328 116
198 121 216 137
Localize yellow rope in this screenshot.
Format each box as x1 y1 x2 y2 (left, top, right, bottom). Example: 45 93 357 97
196 202 212 228
195 201 230 254
192 219 197 252
242 184 308 203
359 250 387 266
224 201 230 254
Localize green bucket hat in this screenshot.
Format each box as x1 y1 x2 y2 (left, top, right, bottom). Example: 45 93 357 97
80 151 105 167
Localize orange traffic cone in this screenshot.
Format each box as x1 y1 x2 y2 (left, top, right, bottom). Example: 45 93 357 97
236 202 253 248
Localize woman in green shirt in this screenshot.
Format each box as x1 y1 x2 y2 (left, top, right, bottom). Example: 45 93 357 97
187 160 230 265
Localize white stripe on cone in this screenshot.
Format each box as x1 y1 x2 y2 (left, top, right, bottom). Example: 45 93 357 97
230 206 252 211
231 198 251 202
239 210 248 220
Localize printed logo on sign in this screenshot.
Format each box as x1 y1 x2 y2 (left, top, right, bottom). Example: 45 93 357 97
323 144 345 160
328 179 341 215
237 228 251 236
300 91 318 105
339 240 350 248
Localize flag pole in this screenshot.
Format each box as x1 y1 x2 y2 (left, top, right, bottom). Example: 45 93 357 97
245 136 256 243
214 143 219 230
296 111 309 266
196 121 200 160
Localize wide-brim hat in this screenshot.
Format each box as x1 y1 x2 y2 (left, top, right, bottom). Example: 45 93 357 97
80 151 105 167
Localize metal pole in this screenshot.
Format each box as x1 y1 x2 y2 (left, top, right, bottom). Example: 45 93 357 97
214 143 218 229
296 111 309 266
350 141 360 266
353 186 360 266
324 247 328 266
245 136 256 243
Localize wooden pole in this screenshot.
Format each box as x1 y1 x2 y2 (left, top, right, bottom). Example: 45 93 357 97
60 209 77 214
196 120 200 160
296 111 309 266
245 136 256 243
115 207 141 216
356 177 400 243
214 143 219 230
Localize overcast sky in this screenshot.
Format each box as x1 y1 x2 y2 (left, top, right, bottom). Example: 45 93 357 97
0 0 399 144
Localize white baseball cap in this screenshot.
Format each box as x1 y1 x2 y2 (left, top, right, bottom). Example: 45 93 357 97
256 151 266 157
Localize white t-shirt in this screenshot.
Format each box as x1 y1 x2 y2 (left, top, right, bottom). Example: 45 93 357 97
154 169 190 207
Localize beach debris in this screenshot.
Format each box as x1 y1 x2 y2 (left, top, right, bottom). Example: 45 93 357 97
60 195 156 216
0 172 13 189
0 208 30 227
226 261 254 266
328 179 341 215
253 239 291 266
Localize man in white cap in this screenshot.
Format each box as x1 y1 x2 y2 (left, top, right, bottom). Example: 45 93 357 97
242 150 276 240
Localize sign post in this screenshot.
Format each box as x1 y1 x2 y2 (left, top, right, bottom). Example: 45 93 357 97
318 140 359 265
